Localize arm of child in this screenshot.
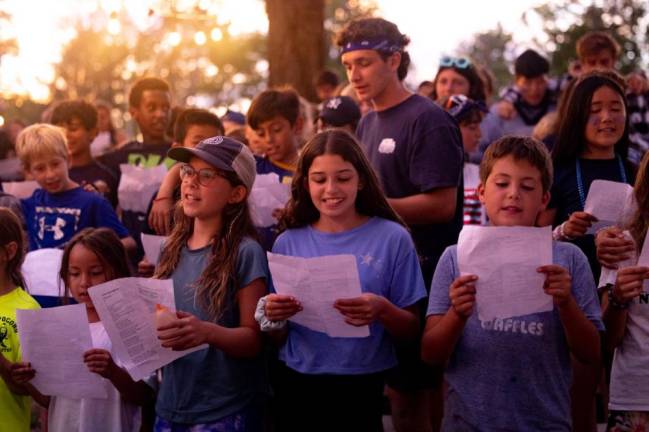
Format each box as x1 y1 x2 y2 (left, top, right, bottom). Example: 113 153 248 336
538 265 600 364
333 295 420 340
148 164 181 235
604 266 649 350
120 236 137 254
387 187 457 225
83 349 154 406
260 294 302 345
157 277 267 358
421 274 477 366
7 361 50 408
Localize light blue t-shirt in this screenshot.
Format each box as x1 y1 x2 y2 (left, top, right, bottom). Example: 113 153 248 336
156 237 270 424
427 241 603 431
272 217 427 375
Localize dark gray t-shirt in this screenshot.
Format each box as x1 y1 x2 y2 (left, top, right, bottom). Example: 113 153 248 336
156 237 270 424
356 94 463 263
427 241 603 431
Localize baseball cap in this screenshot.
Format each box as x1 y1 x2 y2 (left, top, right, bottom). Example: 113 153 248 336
318 96 361 127
168 135 256 191
443 94 488 123
221 109 246 126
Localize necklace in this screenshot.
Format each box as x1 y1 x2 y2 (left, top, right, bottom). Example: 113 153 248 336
575 154 627 209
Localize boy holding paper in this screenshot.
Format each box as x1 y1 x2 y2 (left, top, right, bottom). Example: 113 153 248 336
422 136 602 430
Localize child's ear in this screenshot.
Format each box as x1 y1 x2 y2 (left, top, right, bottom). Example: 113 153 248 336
228 185 247 204
3 241 18 262
477 182 486 205
292 116 304 136
540 190 551 211
388 52 402 73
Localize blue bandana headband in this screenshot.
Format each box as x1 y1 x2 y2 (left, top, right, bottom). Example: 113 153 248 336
340 39 401 55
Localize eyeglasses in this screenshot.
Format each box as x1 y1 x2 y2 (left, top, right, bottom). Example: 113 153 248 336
179 164 226 187
439 56 471 69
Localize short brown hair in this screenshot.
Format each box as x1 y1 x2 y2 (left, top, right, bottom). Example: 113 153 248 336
247 87 300 130
173 108 224 144
576 31 620 61
480 136 553 193
335 18 411 81
51 100 98 130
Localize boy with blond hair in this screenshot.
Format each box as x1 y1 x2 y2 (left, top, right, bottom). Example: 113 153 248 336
15 124 134 251
422 136 602 430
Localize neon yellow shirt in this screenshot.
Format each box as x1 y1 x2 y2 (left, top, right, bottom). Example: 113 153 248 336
0 287 40 432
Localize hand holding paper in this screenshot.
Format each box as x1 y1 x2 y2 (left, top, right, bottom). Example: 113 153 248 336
457 225 553 321
584 180 635 234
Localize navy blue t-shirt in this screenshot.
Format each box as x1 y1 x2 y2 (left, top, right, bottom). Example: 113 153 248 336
356 94 464 272
69 160 119 208
21 187 129 250
99 140 173 260
549 156 636 281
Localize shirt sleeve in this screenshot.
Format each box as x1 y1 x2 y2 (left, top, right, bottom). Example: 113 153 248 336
408 114 463 192
566 243 604 331
426 246 458 316
236 239 270 290
386 231 427 308
93 196 130 238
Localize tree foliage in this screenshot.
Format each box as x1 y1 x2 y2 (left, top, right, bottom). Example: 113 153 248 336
524 0 649 75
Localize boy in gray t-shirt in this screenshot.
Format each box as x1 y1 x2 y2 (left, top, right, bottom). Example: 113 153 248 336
422 136 603 430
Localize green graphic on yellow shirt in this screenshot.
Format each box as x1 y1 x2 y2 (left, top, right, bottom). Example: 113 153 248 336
0 325 8 349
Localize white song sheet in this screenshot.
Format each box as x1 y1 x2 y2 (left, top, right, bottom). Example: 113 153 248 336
88 277 208 381
634 230 649 292
584 180 635 234
16 303 107 399
118 164 168 214
457 225 553 321
249 173 291 227
598 230 637 288
141 233 167 265
267 253 369 338
1 180 39 199
21 248 64 297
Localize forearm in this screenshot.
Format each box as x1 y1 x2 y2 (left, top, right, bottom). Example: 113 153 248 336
378 302 419 341
387 188 457 225
108 366 155 406
157 164 181 198
203 322 263 358
602 296 628 351
558 298 600 364
0 358 29 396
25 384 50 408
421 311 467 366
266 326 289 347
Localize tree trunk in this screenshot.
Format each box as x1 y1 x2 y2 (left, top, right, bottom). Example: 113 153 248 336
266 0 325 102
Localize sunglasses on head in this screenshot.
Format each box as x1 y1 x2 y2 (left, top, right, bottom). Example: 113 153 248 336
439 56 471 69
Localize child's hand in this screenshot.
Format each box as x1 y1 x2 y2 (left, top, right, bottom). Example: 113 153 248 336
495 100 516 119
563 212 598 238
538 265 572 306
334 293 388 326
596 227 635 269
84 349 118 379
449 275 477 319
612 266 649 304
10 362 36 384
137 258 156 277
264 294 302 322
148 197 173 236
157 311 207 350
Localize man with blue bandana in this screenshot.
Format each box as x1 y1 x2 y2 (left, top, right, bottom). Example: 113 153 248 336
336 17 463 432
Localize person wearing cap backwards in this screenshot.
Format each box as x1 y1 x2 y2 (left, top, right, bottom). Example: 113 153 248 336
336 17 463 432
152 135 270 431
316 96 362 135
441 94 489 226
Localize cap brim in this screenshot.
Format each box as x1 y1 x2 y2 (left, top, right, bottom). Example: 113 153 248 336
167 147 234 173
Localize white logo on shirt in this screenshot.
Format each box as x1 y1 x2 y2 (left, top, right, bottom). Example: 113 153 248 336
360 254 374 265
378 138 396 154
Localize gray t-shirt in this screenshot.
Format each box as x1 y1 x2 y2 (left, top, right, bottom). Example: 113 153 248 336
427 241 603 431
156 238 270 424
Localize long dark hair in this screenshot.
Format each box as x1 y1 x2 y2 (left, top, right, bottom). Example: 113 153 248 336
552 71 629 165
59 228 131 299
629 151 649 251
0 207 27 289
281 129 404 229
155 170 257 321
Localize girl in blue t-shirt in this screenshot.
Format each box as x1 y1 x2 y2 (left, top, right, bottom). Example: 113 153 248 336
257 129 426 431
152 136 269 431
538 70 634 431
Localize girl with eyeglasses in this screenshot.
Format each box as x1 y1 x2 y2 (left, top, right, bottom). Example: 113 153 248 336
151 136 270 432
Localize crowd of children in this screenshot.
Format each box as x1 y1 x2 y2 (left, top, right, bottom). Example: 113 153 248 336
1 13 649 432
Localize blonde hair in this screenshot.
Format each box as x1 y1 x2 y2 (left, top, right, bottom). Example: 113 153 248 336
15 123 68 169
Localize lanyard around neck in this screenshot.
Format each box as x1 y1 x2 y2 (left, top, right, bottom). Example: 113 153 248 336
575 155 627 209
